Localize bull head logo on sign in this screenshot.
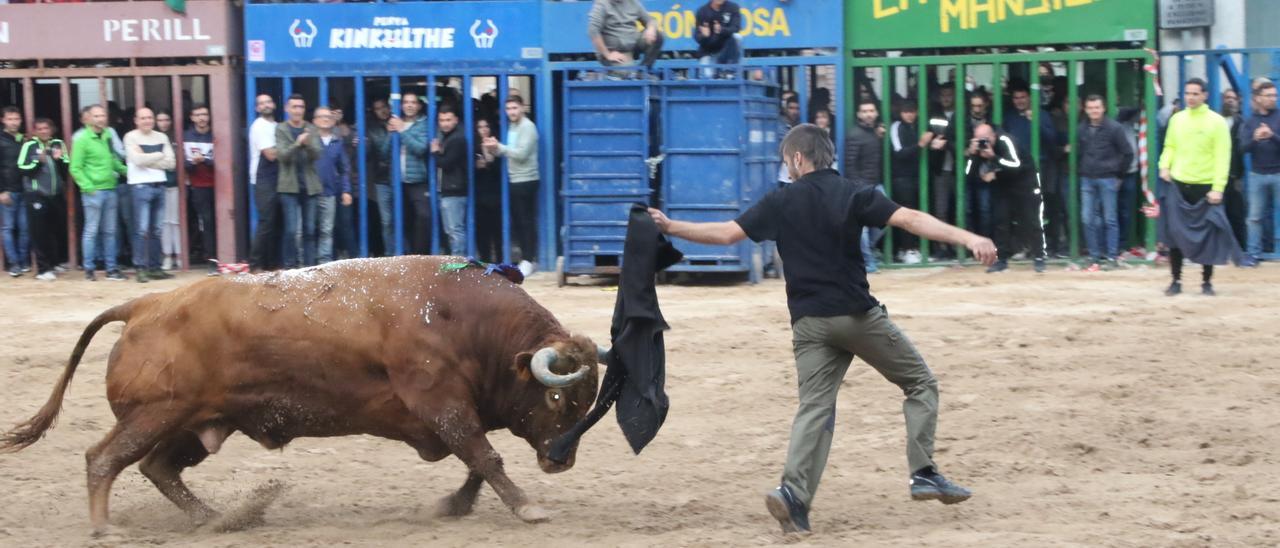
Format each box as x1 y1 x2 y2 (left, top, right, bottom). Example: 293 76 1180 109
289 19 318 48
470 19 498 49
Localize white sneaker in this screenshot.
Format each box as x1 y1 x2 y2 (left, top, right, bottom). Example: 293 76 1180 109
903 250 923 265
518 260 535 277
36 271 56 282
162 256 175 271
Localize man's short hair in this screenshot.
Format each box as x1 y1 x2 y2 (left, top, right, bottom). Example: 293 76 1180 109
32 117 54 130
1185 78 1207 92
780 123 834 170
1083 94 1105 105
1256 80 1277 94
286 93 306 104
1 106 20 117
897 100 918 112
189 103 209 115
856 98 878 110
438 104 457 116
785 96 800 107
1008 78 1030 95
505 95 524 107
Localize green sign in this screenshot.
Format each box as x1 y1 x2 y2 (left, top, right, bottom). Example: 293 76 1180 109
847 0 1155 50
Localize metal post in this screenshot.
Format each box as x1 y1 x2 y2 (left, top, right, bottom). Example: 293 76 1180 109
171 75 190 270
389 74 404 255
245 78 258 235
1105 59 1119 117
834 62 846 169
426 76 440 255
916 64 930 261
1030 70 1042 172
355 77 368 257
1067 60 1080 258
464 74 477 258
1207 53 1222 110
878 65 893 264
60 78 79 270
796 66 809 124
1144 55 1160 253
537 71 557 268
319 77 328 109
954 64 968 260
498 76 511 264
991 61 1003 126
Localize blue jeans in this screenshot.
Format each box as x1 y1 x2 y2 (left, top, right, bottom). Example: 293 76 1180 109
317 195 337 263
860 184 886 269
82 189 118 272
969 182 993 237
1246 172 1280 258
698 35 742 78
1080 177 1120 259
130 184 165 271
376 183 397 255
1117 172 1138 249
439 196 467 255
2 192 30 270
279 192 318 268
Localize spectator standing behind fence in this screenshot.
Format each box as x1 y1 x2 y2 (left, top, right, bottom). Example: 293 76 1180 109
0 107 27 277
433 106 468 256
366 99 394 255
153 111 179 272
484 95 539 273
1158 79 1235 296
765 94 802 278
276 94 323 268
388 92 432 255
588 0 664 69
17 119 66 282
1240 79 1280 266
890 101 923 264
474 117 503 263
695 0 741 78
72 105 127 282
844 99 887 273
124 107 176 284
183 104 217 275
965 92 994 238
924 86 958 259
1003 81 1059 253
250 94 282 272
312 106 353 264
1074 95 1133 268
1220 89 1249 249
966 124 1046 274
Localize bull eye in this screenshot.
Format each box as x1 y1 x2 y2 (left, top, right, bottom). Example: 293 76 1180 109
545 389 563 408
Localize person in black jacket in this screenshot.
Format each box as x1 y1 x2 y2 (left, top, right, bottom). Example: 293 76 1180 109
1076 95 1134 266
694 0 741 78
0 106 29 276
967 124 1046 273
846 99 887 270
16 119 66 281
474 117 503 263
890 101 923 261
647 124 995 535
433 106 469 256
1220 89 1248 251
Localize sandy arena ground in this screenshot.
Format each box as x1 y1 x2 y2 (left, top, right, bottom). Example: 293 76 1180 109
0 262 1277 547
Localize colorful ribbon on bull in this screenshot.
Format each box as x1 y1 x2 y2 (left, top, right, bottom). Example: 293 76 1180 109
440 257 525 285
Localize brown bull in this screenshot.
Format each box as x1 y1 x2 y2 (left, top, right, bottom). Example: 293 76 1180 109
0 256 607 534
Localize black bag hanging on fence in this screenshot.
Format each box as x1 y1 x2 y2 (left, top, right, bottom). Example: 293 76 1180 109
548 203 683 462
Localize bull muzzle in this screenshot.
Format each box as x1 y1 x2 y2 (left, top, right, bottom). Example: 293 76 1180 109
597 344 610 364
531 347 589 388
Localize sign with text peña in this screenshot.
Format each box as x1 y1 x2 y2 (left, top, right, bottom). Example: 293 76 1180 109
541 0 839 55
847 0 1155 51
0 0 233 60
244 2 541 65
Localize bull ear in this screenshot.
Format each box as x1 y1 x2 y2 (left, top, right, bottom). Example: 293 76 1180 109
512 351 535 382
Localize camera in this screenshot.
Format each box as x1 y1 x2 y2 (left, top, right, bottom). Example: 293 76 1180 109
977 138 990 150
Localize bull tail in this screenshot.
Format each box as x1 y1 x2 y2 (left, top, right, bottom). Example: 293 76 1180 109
0 300 138 453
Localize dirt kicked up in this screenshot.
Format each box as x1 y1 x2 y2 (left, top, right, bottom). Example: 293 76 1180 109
0 263 1277 547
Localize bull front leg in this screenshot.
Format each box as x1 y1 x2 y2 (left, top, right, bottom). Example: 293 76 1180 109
431 412 549 523
434 471 483 518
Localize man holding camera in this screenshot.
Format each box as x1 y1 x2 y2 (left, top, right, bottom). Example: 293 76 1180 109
966 124 1046 273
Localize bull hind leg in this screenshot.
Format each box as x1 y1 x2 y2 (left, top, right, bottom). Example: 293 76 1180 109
85 409 180 535
139 431 218 524
434 472 484 518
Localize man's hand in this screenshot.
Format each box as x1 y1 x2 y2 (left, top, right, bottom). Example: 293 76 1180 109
966 138 980 156
606 50 629 64
0 192 10 206
192 151 205 164
647 207 671 233
643 26 658 44
51 147 62 160
918 131 935 148
341 192 353 206
387 116 404 133
296 132 310 144
1159 168 1171 181
967 235 998 266
699 23 711 38
980 171 997 183
1207 190 1223 204
482 136 500 152
430 138 441 153
875 124 886 138
979 147 996 160
1256 124 1274 141
930 137 948 151
1062 143 1071 154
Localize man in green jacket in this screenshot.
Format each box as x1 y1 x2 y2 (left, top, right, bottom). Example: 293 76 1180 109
70 104 128 281
1158 78 1233 296
275 94 323 268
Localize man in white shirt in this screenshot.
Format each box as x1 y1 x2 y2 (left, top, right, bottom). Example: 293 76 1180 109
249 94 281 270
124 107 175 283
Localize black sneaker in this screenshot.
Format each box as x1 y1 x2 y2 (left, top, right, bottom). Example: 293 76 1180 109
764 485 811 535
136 270 149 283
985 259 1008 274
910 467 972 505
84 270 96 282
7 268 20 278
105 270 126 282
1033 258 1046 273
1201 283 1215 296
1165 281 1182 296
149 269 174 280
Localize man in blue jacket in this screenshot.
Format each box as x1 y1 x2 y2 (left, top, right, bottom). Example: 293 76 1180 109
313 106 353 264
1076 95 1134 267
694 0 741 78
1240 79 1280 265
388 92 432 254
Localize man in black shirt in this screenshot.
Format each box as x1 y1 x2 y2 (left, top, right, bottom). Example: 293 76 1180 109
648 124 995 535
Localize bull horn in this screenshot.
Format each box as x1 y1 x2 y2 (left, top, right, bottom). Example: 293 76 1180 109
597 345 610 364
530 347 588 388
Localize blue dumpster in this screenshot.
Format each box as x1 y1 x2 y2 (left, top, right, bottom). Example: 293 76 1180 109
557 77 659 285
658 70 778 282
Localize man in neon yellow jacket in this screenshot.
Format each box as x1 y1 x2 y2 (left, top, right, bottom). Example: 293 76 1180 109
70 104 128 281
1158 78 1232 296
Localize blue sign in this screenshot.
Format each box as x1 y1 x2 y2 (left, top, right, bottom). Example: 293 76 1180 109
541 0 839 55
244 2 542 65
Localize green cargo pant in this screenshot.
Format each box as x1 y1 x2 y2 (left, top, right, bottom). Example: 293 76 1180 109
781 306 939 508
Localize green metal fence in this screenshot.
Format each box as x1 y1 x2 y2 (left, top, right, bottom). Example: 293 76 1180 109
850 50 1161 265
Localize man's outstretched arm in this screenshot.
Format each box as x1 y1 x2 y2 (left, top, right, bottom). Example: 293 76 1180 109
887 208 998 265
648 208 747 245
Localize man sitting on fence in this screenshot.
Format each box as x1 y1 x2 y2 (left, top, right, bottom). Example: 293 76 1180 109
588 0 664 69
695 0 741 78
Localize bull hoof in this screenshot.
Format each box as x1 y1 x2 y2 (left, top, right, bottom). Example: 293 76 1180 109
514 504 550 524
433 494 476 518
